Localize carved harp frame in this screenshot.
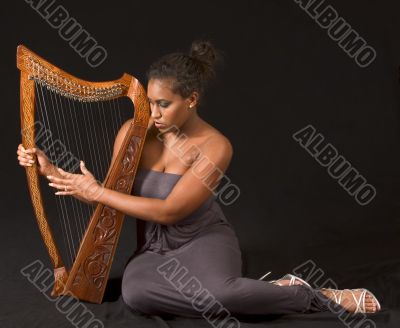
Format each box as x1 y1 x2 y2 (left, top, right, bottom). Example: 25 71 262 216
17 45 150 303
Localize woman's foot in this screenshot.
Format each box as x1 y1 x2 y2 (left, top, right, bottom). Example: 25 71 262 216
319 288 381 313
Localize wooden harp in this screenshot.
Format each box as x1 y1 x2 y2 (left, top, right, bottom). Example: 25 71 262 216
17 45 150 303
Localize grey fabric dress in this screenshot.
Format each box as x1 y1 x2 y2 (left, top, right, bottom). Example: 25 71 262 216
121 168 343 318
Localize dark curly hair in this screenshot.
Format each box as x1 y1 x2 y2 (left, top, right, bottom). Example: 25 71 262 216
146 40 221 101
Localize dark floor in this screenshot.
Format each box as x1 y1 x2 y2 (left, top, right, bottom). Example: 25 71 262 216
1 213 399 328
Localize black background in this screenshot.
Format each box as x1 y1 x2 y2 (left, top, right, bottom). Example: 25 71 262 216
1 0 400 327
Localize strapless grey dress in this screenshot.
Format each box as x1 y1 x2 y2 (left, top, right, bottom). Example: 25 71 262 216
121 168 341 317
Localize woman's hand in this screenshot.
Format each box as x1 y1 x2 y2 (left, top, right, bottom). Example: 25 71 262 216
17 144 53 176
47 161 104 203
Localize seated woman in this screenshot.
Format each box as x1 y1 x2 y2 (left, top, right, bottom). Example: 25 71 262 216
17 40 381 318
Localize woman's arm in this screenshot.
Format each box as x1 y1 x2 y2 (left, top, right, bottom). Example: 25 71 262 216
97 134 233 224
49 134 233 225
17 144 95 206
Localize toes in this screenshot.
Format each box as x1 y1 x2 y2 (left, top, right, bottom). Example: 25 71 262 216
365 293 380 312
363 295 375 312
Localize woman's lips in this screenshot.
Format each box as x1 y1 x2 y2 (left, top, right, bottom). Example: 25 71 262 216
155 121 165 128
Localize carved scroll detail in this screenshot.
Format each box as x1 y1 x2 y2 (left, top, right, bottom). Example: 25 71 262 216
72 136 141 291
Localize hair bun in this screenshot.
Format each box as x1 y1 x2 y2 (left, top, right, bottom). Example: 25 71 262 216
189 40 220 81
189 40 218 66
147 40 222 100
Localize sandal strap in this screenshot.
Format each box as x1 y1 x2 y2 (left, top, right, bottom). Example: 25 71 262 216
268 273 311 288
351 289 366 313
322 288 368 313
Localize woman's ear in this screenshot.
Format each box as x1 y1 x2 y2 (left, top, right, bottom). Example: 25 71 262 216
187 91 199 108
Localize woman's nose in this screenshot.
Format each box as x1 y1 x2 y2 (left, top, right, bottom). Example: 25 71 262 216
150 104 161 119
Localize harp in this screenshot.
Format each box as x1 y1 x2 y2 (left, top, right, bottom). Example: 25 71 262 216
17 45 150 303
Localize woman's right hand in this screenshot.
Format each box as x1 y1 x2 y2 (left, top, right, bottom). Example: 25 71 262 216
17 144 52 176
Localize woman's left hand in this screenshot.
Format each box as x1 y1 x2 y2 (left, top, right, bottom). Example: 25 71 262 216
47 161 104 203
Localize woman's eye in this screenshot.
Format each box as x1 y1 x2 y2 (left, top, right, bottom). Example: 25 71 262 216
159 102 170 108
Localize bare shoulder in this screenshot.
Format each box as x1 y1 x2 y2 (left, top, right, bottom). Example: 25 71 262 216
196 123 233 174
200 123 233 155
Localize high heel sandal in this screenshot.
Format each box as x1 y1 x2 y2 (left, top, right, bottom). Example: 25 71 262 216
259 272 311 288
320 288 381 313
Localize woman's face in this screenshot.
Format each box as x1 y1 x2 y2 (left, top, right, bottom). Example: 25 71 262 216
147 78 195 131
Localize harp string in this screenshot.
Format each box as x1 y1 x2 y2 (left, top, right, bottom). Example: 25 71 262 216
63 96 92 233
110 98 122 136
37 83 76 263
63 95 123 258
102 99 119 175
70 95 113 236
109 97 125 164
99 101 113 161
109 101 118 139
81 100 102 181
88 99 121 180
86 101 108 179
34 82 75 266
60 95 120 259
52 92 85 244
34 78 129 269
91 100 107 177
45 87 84 261
46 87 87 263
113 97 124 132
58 95 89 241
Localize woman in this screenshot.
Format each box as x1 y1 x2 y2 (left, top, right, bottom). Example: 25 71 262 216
17 40 381 317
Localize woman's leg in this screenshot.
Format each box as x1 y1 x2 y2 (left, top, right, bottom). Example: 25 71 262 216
121 225 342 317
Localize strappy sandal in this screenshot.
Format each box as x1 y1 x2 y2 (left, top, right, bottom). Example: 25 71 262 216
259 273 311 288
320 288 381 313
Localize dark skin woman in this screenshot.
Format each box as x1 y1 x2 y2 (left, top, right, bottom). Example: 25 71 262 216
17 40 380 316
